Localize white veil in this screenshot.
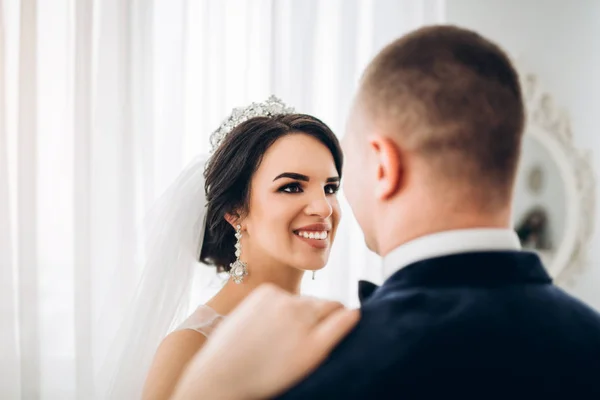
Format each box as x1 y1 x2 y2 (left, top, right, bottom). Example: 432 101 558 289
96 154 211 399
95 96 295 399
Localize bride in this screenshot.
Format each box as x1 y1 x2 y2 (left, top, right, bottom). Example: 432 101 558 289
99 96 344 399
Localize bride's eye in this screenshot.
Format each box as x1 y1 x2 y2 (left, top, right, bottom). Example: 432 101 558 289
325 184 340 195
279 182 303 194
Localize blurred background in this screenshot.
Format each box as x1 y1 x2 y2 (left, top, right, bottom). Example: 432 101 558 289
1 0 599 398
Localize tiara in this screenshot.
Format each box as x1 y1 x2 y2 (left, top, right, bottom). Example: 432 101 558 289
209 95 296 153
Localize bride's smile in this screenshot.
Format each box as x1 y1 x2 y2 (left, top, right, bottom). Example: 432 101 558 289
293 222 331 249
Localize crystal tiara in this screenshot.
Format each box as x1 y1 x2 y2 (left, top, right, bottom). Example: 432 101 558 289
209 95 296 153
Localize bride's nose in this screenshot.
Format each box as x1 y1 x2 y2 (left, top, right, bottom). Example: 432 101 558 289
304 191 333 218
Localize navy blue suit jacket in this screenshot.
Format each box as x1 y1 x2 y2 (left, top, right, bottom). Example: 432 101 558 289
276 251 600 399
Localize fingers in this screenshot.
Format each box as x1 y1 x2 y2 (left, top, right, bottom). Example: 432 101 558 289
291 308 359 380
242 284 354 339
314 300 345 323
309 308 360 361
293 297 344 327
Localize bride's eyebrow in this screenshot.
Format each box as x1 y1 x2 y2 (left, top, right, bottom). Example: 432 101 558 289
273 173 339 183
273 172 308 182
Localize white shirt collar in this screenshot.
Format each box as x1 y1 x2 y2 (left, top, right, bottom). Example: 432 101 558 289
382 228 522 280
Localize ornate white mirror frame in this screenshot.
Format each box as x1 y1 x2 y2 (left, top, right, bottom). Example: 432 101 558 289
515 71 596 285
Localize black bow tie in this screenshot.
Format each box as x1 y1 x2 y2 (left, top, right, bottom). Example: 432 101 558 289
358 280 380 303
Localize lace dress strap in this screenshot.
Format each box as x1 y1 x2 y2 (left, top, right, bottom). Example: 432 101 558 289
175 305 224 337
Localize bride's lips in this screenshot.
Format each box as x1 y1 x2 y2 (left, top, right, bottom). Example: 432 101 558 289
292 223 332 249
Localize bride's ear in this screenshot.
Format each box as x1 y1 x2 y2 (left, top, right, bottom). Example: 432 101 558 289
225 212 242 229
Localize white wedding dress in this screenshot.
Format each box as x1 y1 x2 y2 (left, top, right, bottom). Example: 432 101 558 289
175 305 224 336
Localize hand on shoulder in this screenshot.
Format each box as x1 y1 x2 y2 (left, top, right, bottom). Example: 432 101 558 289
171 283 360 399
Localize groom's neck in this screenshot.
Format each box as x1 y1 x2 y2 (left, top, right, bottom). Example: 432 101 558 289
376 201 512 258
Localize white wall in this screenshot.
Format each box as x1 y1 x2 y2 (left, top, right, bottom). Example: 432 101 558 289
446 0 600 309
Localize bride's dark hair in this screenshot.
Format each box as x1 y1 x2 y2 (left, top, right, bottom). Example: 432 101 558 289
200 114 343 272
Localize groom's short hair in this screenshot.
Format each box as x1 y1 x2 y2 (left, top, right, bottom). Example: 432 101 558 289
358 25 524 206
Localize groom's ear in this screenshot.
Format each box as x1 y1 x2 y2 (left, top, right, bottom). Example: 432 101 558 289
367 135 403 200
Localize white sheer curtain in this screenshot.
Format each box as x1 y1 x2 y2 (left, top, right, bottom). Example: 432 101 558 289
0 0 445 398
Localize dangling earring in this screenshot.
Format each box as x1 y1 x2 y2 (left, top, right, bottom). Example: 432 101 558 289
229 224 248 284
312 271 316 280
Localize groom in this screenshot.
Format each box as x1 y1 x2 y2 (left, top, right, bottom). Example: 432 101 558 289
176 25 600 399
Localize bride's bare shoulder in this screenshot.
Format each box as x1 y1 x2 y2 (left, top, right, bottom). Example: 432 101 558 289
142 327 208 400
